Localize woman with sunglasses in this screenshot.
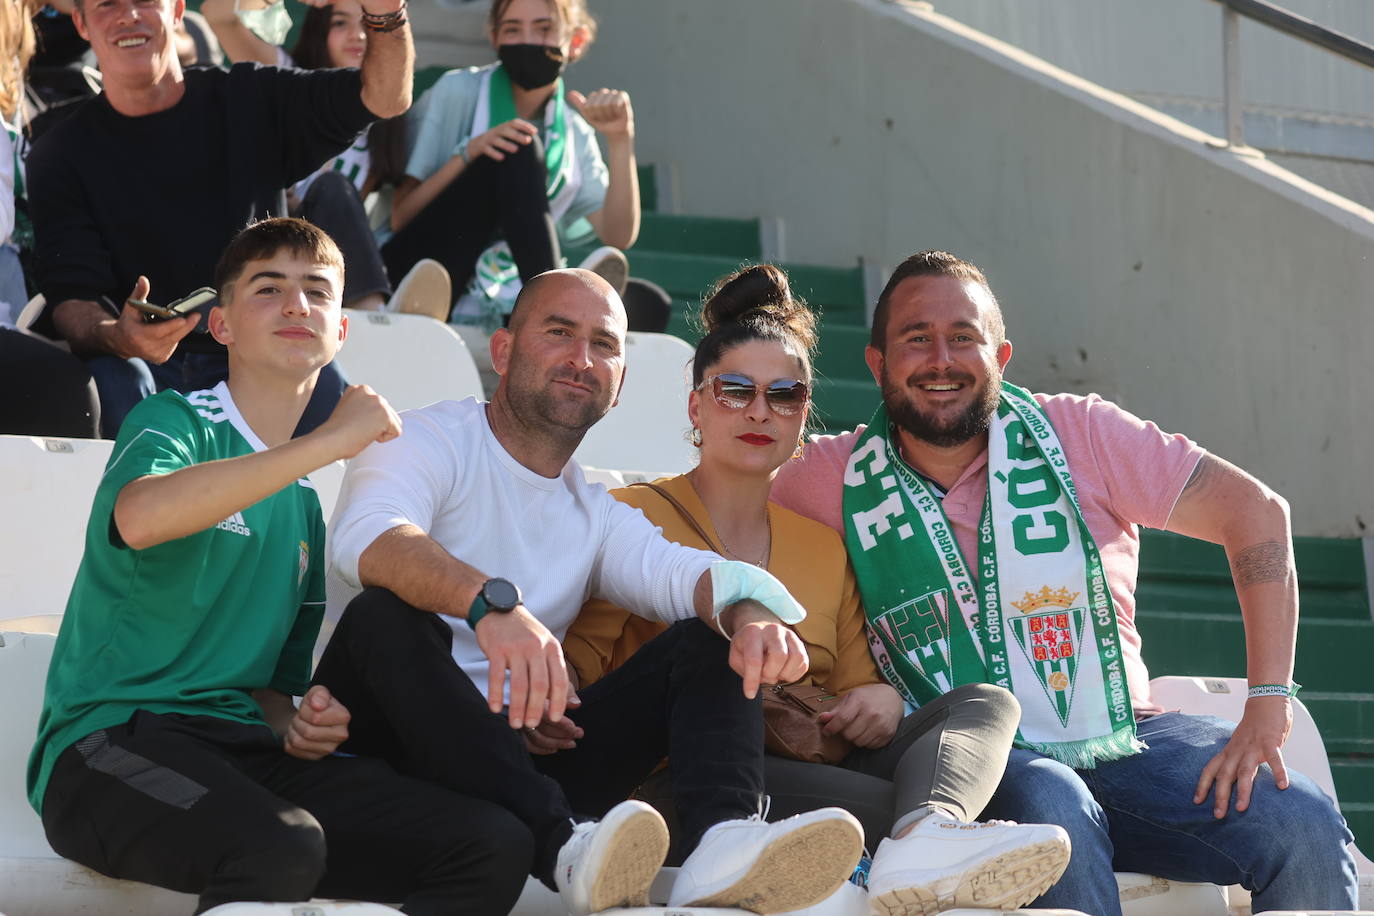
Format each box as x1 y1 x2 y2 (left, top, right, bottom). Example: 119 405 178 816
562 265 1070 916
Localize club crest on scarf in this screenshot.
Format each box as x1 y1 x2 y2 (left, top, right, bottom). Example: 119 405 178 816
1008 586 1084 726
870 589 954 693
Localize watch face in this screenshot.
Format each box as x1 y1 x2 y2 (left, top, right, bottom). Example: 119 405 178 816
484 578 521 612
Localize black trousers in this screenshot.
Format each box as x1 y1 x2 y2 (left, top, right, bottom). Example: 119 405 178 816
41 711 531 916
292 171 392 306
0 327 100 437
312 587 765 889
381 137 560 293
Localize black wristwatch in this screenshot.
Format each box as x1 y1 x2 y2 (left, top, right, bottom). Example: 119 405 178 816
466 577 522 630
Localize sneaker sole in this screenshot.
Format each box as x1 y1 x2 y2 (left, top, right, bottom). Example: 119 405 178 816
868 837 1071 916
578 248 629 297
393 260 452 322
682 818 863 914
584 807 671 912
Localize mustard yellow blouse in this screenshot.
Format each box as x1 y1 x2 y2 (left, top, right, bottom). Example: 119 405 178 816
565 474 881 695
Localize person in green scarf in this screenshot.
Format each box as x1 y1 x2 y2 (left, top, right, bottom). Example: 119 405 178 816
770 250 1357 915
380 0 667 330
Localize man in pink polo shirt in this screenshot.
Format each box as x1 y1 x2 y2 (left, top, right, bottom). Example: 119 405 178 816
771 250 1356 915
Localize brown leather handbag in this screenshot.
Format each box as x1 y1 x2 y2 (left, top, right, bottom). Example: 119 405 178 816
628 482 854 766
762 682 853 765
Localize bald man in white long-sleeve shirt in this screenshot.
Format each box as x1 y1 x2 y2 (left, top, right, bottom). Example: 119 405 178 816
317 268 864 916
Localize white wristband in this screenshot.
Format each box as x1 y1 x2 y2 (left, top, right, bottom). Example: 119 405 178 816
1247 682 1300 699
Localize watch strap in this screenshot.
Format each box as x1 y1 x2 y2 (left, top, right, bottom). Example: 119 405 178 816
465 591 490 631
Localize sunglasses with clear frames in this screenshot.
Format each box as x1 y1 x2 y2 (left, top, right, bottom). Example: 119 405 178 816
698 373 810 416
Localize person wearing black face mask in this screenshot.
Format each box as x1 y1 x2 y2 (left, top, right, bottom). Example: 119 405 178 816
499 41 567 89
379 0 668 337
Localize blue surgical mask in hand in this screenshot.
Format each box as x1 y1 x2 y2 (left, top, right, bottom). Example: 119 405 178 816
710 560 806 625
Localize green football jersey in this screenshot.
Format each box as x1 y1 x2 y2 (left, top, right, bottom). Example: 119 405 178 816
28 382 327 812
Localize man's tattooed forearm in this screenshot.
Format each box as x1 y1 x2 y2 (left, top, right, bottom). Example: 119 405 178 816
1232 540 1291 589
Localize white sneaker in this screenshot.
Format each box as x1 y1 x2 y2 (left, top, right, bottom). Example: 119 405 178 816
577 246 629 297
389 258 452 322
554 799 669 916
669 807 864 914
866 814 1071 916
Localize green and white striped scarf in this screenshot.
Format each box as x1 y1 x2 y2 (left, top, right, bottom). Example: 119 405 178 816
466 64 580 327
842 382 1145 768
4 117 29 251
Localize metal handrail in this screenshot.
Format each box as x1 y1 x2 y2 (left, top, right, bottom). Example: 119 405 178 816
1210 0 1374 148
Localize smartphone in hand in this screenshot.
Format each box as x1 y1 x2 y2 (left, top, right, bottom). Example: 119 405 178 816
130 287 218 322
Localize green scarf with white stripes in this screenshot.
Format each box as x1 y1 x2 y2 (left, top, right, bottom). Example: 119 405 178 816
842 382 1144 768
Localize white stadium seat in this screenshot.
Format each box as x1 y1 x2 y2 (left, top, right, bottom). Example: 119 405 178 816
578 467 678 490
0 632 60 861
336 310 484 412
0 435 347 628
572 332 697 476
0 436 113 621
580 466 628 489
1146 675 1374 914
0 628 195 915
14 295 50 338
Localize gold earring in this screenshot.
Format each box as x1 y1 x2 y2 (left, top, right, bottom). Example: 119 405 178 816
691 427 702 448
791 435 805 461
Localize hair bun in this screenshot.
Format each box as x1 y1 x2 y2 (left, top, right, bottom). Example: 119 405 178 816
701 264 816 354
691 264 819 388
701 264 792 333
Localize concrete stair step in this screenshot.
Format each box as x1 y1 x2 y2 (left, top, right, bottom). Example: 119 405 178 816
632 213 762 260
1331 757 1374 848
813 323 874 381
631 251 866 315
1302 693 1374 755
1138 612 1374 695
811 377 878 433
1138 531 1371 621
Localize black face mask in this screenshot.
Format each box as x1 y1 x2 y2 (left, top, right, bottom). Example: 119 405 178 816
498 43 566 90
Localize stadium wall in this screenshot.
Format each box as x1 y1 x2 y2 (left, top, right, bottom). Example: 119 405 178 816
933 0 1374 120
569 0 1374 538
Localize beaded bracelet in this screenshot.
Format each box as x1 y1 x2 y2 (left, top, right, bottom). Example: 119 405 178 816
1248 682 1301 699
360 0 407 33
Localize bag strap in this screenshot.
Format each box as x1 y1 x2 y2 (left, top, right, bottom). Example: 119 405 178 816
627 482 724 554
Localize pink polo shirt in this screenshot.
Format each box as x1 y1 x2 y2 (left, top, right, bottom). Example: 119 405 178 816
771 392 1205 718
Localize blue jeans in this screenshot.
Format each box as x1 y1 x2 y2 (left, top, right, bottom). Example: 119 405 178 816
981 712 1357 915
0 242 27 326
88 349 346 439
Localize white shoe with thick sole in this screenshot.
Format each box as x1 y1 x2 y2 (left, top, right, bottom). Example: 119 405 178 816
669 807 864 915
555 799 670 916
577 246 629 296
866 815 1071 916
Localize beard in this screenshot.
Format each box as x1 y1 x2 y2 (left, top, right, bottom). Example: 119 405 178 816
504 358 615 443
881 365 1002 448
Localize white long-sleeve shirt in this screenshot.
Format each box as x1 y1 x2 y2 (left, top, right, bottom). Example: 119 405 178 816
327 397 719 701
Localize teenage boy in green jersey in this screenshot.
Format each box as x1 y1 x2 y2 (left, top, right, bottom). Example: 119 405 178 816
27 218 533 915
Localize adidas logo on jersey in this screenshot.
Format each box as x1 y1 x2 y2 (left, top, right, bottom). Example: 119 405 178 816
216 512 252 537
